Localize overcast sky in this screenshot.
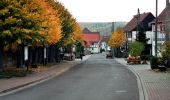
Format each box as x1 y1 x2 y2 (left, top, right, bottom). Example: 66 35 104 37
57 0 166 22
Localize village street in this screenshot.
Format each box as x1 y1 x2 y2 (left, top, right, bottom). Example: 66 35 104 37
0 53 139 100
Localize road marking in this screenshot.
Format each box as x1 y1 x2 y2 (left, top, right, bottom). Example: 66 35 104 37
115 90 127 93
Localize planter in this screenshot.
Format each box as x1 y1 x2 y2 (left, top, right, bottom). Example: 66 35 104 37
150 56 158 69
158 65 167 71
127 56 141 64
165 60 170 68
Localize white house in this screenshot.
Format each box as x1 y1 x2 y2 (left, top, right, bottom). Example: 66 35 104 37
124 12 155 55
151 0 170 56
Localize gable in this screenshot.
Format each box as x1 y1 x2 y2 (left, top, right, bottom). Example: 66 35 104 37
124 12 155 32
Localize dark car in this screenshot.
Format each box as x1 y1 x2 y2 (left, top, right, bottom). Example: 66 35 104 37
106 51 113 58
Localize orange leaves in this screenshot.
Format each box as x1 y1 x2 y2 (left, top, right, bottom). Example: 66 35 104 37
41 0 62 44
63 22 83 46
22 0 62 45
72 23 83 43
1 0 80 51
108 28 127 48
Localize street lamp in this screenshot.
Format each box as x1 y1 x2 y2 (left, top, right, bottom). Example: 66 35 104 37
155 0 158 57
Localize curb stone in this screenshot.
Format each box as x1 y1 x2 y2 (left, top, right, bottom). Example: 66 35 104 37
114 58 148 100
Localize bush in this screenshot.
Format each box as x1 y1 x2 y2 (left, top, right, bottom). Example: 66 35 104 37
129 41 144 56
0 69 31 78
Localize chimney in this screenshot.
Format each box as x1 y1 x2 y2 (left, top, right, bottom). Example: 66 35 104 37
166 0 169 7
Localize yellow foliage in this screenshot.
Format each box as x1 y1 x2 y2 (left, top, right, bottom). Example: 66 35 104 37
108 28 127 48
38 0 62 45
3 30 12 37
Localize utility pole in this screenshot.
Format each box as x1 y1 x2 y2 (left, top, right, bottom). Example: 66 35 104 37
135 8 141 40
155 0 158 57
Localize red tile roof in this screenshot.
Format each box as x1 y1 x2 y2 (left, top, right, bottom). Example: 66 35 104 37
83 33 100 47
124 12 154 32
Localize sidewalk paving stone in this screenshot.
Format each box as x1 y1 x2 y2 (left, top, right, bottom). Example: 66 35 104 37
115 58 170 100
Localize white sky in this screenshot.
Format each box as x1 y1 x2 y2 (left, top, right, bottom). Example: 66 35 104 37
57 0 166 22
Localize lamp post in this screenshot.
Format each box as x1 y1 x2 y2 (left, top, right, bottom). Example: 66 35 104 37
155 0 158 57
24 44 29 71
135 8 140 40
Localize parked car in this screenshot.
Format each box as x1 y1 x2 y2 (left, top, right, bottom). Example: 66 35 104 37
106 51 113 58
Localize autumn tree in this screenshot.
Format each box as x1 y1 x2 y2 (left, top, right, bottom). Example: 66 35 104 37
0 0 47 70
108 28 127 48
49 1 75 47
27 0 62 64
0 0 62 69
39 0 61 45
64 20 83 46
108 28 127 57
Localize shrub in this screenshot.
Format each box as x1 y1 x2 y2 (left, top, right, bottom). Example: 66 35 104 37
0 69 31 78
129 41 144 56
161 41 170 60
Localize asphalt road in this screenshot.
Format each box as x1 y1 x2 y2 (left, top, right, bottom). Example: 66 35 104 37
0 53 139 100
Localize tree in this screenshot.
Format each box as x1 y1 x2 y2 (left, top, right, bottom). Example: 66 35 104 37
136 24 149 44
0 0 47 70
108 28 127 48
38 0 62 45
136 24 150 59
50 1 74 47
0 0 62 69
161 41 170 60
64 20 83 46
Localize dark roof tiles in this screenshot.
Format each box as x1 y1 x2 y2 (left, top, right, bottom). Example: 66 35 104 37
124 12 154 32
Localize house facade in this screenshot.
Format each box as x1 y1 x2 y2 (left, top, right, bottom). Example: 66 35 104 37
151 0 170 56
83 28 100 54
124 12 155 55
100 36 110 52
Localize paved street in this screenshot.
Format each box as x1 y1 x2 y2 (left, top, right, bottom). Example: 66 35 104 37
0 53 139 100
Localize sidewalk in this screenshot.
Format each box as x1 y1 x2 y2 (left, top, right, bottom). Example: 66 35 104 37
115 58 170 100
0 55 91 95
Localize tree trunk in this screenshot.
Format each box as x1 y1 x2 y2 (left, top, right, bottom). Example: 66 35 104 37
38 47 43 64
0 45 4 71
16 46 24 68
35 46 38 65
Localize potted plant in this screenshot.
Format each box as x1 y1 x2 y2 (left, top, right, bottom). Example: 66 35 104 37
127 41 144 64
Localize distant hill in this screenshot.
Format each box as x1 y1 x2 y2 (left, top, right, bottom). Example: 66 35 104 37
79 22 127 36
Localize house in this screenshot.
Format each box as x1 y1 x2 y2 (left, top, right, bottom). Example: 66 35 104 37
124 11 155 55
100 35 110 52
151 0 170 56
83 28 100 54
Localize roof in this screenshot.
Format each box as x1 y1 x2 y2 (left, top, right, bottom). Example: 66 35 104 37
124 12 155 32
83 33 100 47
152 3 170 24
83 27 91 33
